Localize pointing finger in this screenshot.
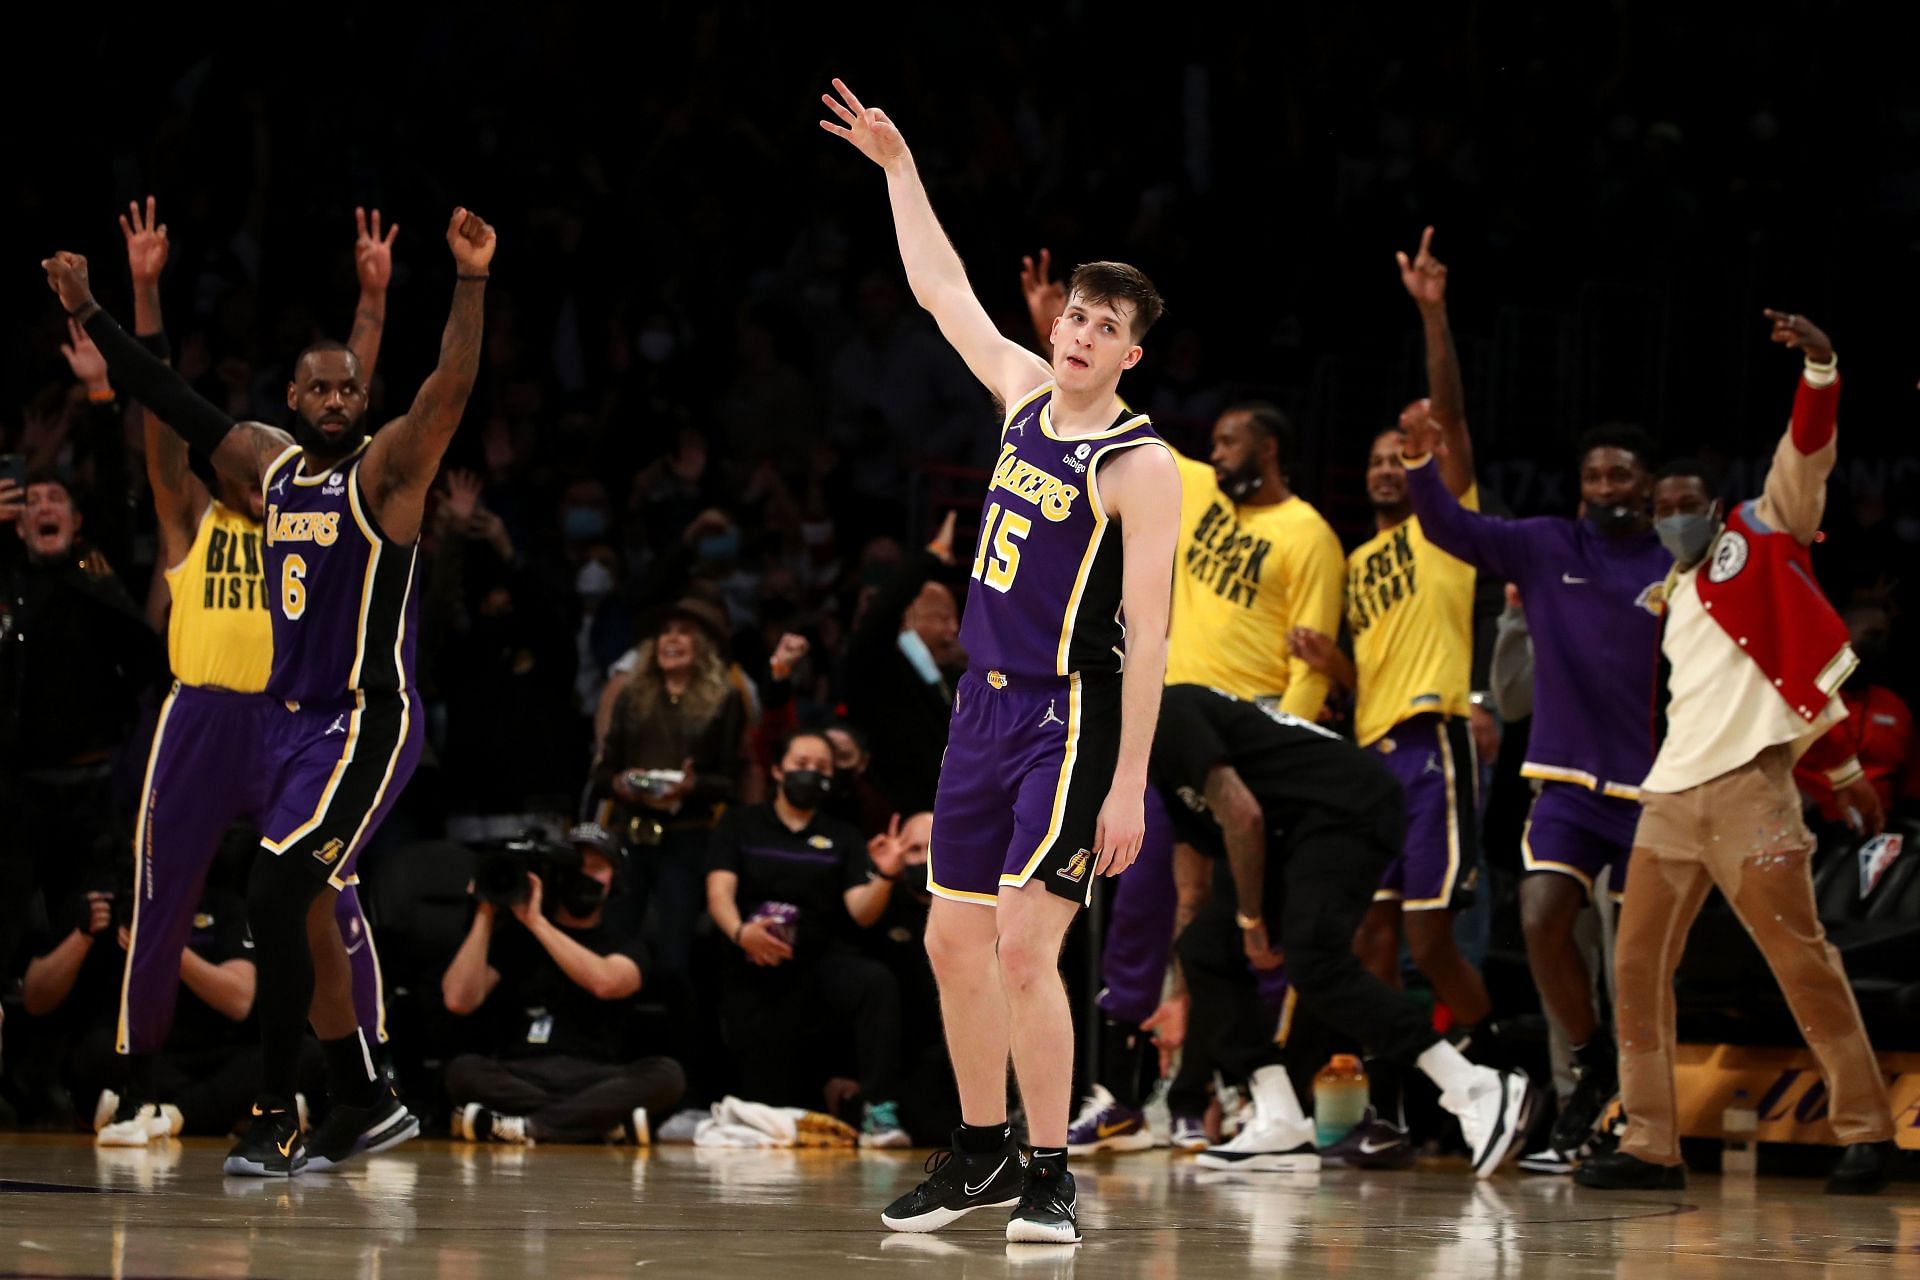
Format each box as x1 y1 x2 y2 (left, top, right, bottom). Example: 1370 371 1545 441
1418 224 1434 261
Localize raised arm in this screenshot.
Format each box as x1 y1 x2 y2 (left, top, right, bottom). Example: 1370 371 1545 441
1753 310 1841 545
349 206 397 384
1398 226 1474 496
119 197 209 564
1398 409 1536 585
1092 443 1182 876
361 208 495 544
821 79 1050 408
42 251 290 492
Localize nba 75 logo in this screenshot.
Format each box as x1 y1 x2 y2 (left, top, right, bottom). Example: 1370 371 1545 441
1056 848 1093 883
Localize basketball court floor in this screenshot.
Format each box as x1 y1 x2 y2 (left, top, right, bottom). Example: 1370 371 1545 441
2 1137 1914 1277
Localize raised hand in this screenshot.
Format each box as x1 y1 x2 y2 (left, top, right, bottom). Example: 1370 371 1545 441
1763 309 1834 365
927 509 958 566
1020 247 1066 330
1396 226 1448 310
443 468 484 524
1397 397 1444 458
819 78 907 168
0 479 23 525
119 196 169 284
867 814 908 880
770 631 810 680
59 319 109 392
356 207 399 290
446 207 496 274
41 251 95 315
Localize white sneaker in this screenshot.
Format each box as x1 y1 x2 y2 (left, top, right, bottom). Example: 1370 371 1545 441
98 1104 156 1148
93 1089 121 1134
489 1112 534 1145
1444 1067 1534 1178
1195 1114 1320 1171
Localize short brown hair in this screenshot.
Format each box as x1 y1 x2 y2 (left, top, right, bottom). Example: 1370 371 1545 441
1067 261 1165 341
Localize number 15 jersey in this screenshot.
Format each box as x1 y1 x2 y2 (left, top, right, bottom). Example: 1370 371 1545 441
262 440 422 702
958 382 1168 681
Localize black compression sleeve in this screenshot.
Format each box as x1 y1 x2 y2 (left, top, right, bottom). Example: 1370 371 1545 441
81 307 236 456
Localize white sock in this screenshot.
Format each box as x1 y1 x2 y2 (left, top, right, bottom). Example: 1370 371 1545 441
1250 1065 1307 1124
1415 1040 1483 1099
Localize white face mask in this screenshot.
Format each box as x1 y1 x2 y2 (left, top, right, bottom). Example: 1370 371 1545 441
576 560 615 601
897 629 943 686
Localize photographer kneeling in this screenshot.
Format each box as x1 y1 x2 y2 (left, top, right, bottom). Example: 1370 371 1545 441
706 730 909 1145
442 824 685 1144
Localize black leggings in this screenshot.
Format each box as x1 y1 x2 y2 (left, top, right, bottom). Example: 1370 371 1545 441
445 1054 686 1143
245 850 329 1104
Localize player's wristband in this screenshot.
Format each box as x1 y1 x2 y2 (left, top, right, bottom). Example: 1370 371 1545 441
1234 911 1263 931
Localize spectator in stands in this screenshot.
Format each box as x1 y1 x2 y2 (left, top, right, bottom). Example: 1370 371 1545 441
592 597 747 975
705 730 910 1145
0 468 165 985
842 514 963 815
1794 603 1912 830
822 720 894 836
442 823 683 1145
22 881 270 1138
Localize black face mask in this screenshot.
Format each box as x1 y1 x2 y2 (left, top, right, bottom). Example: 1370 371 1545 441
780 769 832 811
1585 503 1642 536
557 871 609 918
1218 462 1262 501
292 411 370 460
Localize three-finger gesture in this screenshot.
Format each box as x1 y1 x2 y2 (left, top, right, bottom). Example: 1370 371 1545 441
1396 226 1448 310
119 197 169 284
355 207 399 290
447 207 496 274
819 78 907 168
1762 309 1834 365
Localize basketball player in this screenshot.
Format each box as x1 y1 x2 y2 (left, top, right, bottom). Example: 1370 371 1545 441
1290 231 1492 1090
822 80 1181 1244
1401 405 1674 1164
98 200 396 1147
1019 249 1347 1156
44 205 495 1176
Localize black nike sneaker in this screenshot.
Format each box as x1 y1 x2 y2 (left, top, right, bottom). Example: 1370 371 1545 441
1550 1050 1618 1156
1006 1162 1080 1244
302 1089 420 1172
224 1102 307 1177
881 1134 1027 1233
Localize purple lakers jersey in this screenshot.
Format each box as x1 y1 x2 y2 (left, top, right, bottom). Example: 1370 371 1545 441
261 441 421 702
959 382 1168 680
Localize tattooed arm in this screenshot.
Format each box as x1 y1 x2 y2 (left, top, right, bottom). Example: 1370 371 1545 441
362 208 495 544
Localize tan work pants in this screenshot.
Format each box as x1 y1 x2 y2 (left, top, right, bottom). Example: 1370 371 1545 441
1615 744 1892 1164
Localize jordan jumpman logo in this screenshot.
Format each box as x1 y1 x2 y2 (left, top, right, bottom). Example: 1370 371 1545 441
1038 700 1066 729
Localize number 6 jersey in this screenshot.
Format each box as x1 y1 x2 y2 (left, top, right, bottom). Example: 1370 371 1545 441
958 382 1168 681
261 441 422 702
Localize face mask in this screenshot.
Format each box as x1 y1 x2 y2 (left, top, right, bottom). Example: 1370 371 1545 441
779 769 832 811
897 628 943 685
1586 504 1641 536
637 328 676 364
563 506 607 542
1655 513 1718 566
1220 464 1262 501
557 871 609 918
576 560 615 601
696 530 740 563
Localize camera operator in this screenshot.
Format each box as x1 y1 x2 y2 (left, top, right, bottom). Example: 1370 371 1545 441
442 823 685 1145
705 730 909 1145
21 881 267 1136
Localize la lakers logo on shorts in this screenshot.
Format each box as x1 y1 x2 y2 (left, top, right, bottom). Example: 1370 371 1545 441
987 670 1009 690
313 838 345 867
1056 848 1092 883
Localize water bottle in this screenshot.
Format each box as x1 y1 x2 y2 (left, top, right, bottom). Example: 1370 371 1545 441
1721 1090 1757 1178
1314 1054 1370 1148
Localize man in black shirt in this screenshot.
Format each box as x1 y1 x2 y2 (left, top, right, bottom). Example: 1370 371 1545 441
1150 685 1533 1176
706 730 910 1144
441 823 685 1145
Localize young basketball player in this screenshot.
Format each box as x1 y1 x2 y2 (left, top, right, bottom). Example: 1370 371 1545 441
98 199 394 1149
822 79 1181 1244
44 206 494 1176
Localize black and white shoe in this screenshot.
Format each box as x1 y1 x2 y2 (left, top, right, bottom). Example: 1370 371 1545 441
881 1135 1027 1233
1443 1067 1536 1178
1006 1163 1080 1244
301 1090 420 1172
224 1102 307 1177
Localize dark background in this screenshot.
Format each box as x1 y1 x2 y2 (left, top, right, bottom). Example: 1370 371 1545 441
7 2 1920 569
